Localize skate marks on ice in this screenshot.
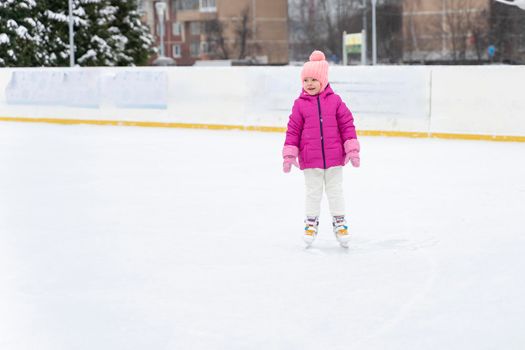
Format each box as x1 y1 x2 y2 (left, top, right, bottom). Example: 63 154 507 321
351 235 440 348
351 249 439 348
302 235 440 255
348 235 440 253
301 234 441 347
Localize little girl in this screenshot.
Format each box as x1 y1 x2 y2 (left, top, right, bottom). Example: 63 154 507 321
282 50 360 248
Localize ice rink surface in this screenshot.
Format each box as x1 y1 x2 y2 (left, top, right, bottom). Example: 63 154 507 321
1 122 524 350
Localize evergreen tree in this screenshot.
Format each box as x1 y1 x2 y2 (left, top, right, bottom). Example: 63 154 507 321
109 0 155 66
74 0 154 66
0 0 46 67
0 0 154 67
38 0 72 66
75 0 117 66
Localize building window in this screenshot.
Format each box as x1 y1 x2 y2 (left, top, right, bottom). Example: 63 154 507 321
171 0 178 15
190 22 201 35
137 0 146 15
172 22 182 36
179 0 199 10
200 0 216 12
200 41 209 54
172 44 181 58
190 42 200 57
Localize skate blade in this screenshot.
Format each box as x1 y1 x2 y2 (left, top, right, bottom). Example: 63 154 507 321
303 237 315 247
339 241 349 248
303 235 316 248
336 234 350 248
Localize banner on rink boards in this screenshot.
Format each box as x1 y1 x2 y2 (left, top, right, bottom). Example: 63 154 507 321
5 69 168 109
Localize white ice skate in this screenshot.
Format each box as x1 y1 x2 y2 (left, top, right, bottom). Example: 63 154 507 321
333 216 350 248
303 216 319 247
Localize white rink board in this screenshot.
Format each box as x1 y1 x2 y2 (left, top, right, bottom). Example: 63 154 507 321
430 66 525 136
329 66 431 132
0 65 524 137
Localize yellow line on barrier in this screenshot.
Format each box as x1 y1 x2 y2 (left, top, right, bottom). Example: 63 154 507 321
357 129 525 142
357 130 431 139
428 132 525 143
0 116 286 133
1 116 524 142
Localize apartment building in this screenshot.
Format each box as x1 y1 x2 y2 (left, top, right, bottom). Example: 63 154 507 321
402 0 489 62
402 0 525 63
140 0 289 65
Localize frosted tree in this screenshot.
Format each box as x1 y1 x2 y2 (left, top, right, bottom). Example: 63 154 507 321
73 0 118 66
107 0 155 66
74 0 154 66
39 0 72 66
0 0 154 67
0 0 47 67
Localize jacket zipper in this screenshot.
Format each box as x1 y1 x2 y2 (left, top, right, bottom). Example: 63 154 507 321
317 96 327 169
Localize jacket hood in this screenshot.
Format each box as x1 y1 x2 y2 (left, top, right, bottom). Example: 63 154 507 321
299 84 334 101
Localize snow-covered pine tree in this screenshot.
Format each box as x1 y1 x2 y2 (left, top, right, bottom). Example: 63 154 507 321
74 0 116 66
0 0 47 67
38 0 73 66
75 0 154 66
0 0 154 67
108 0 155 66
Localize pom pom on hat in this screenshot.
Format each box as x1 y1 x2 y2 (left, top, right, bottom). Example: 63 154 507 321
309 50 326 61
301 50 329 92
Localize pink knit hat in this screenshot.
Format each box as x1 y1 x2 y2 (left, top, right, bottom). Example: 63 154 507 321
301 50 329 92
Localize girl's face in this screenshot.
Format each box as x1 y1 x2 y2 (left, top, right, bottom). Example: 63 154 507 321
303 77 321 95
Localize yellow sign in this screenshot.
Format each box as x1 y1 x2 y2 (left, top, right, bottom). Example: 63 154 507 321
345 33 362 47
344 33 362 54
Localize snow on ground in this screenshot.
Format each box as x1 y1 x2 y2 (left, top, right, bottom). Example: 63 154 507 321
0 122 524 350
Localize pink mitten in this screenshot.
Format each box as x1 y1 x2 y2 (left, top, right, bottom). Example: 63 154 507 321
282 145 299 173
344 139 360 167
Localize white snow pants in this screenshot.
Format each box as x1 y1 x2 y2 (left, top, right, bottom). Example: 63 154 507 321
304 166 345 217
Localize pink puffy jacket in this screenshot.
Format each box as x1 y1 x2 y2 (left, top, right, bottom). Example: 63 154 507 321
283 84 358 170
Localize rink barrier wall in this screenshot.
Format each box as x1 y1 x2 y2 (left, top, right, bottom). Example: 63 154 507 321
1 66 525 142
2 116 525 142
